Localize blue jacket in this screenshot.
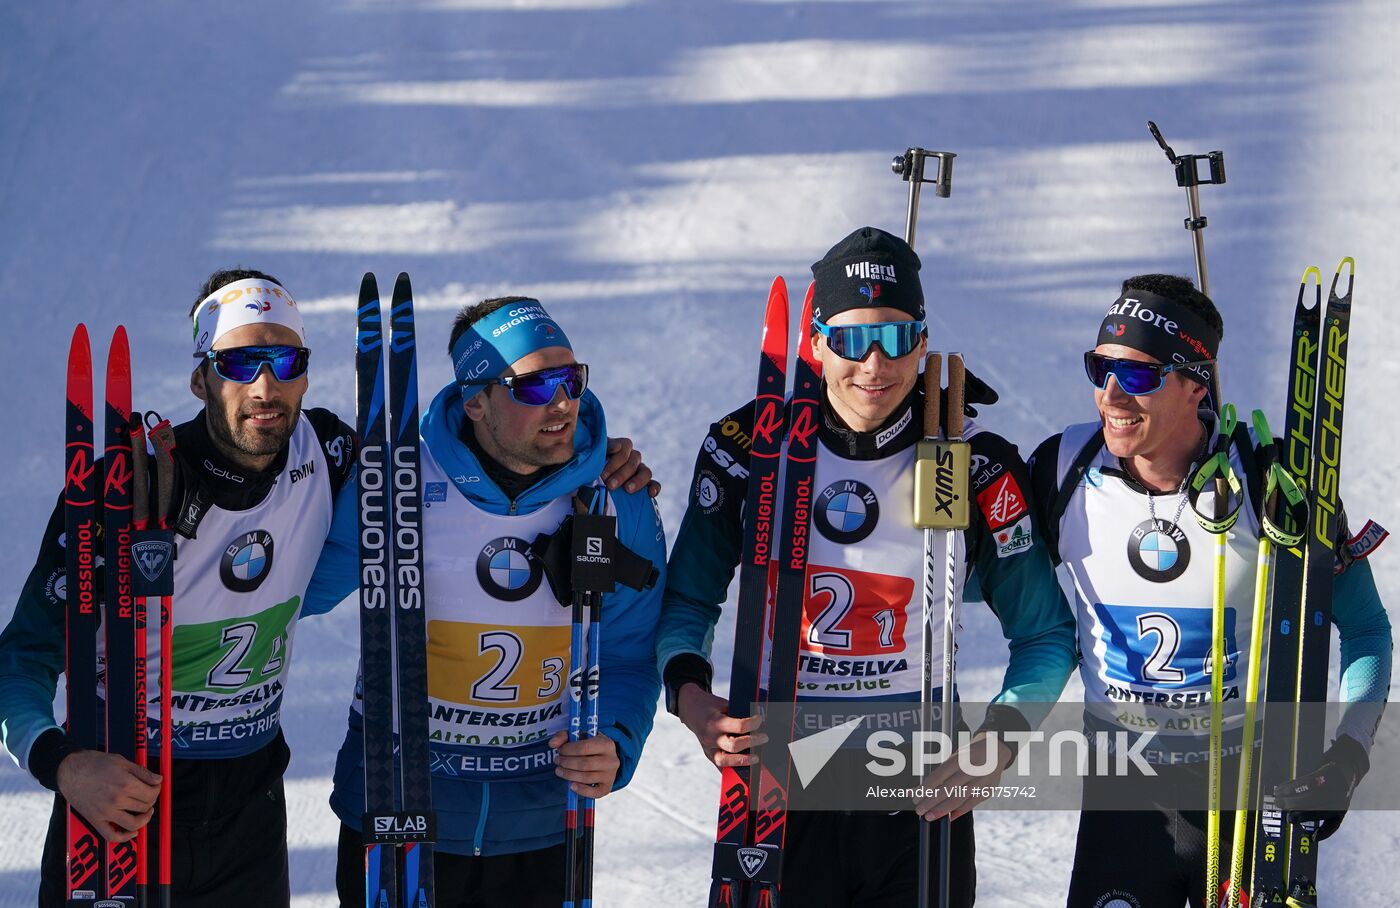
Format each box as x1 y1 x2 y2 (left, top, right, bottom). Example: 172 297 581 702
317 383 666 856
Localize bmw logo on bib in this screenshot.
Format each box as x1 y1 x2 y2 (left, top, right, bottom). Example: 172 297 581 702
815 479 879 544
1127 518 1190 583
476 536 543 602
220 530 275 592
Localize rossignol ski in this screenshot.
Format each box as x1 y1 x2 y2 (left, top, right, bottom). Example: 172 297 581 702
709 277 789 908
65 325 103 906
736 284 821 908
357 272 436 908
101 328 140 906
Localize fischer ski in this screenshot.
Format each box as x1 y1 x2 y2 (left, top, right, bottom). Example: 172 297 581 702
1247 268 1323 905
1283 259 1354 908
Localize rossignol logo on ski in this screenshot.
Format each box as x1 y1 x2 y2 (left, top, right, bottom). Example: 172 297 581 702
737 847 768 878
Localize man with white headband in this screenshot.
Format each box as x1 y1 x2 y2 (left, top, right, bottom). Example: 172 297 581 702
309 295 668 906
1027 273 1391 907
0 274 657 907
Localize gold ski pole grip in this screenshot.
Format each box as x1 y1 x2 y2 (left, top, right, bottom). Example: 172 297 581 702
915 353 971 530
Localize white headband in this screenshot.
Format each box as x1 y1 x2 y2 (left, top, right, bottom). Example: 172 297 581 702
191 278 306 363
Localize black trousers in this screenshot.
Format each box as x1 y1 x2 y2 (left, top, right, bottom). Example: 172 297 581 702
336 824 585 908
38 778 290 908
779 810 977 907
1066 762 1249 908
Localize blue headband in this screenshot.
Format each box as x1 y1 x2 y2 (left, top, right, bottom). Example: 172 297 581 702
451 300 572 401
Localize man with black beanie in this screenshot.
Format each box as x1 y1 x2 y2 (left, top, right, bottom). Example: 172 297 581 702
656 226 1078 905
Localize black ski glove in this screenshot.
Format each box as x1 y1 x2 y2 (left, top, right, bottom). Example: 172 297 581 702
1273 733 1369 842
947 368 999 418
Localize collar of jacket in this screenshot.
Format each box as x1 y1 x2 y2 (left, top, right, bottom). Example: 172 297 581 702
818 385 922 460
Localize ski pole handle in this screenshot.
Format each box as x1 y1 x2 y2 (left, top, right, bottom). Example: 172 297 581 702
130 415 150 529
923 353 942 439
146 415 177 524
944 354 965 440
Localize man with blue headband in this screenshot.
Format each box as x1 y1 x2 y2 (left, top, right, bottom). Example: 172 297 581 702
1028 274 1391 907
319 296 668 906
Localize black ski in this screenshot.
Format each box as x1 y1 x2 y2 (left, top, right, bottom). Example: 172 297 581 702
64 325 103 906
745 283 821 908
1248 269 1323 905
357 274 400 908
709 277 789 908
1284 259 1354 907
387 273 436 908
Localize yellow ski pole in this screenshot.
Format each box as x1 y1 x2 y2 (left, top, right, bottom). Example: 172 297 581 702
1189 404 1242 908
1225 411 1307 908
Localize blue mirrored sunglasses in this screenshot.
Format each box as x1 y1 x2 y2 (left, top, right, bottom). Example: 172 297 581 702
1083 352 1213 396
196 345 310 383
813 319 925 362
461 363 589 406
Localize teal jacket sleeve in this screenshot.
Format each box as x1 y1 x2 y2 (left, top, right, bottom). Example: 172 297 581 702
301 467 360 618
0 493 70 779
964 430 1078 733
1331 557 1392 751
654 405 752 701
596 489 668 789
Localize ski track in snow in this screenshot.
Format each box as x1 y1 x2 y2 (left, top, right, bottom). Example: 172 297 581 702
0 1 1395 904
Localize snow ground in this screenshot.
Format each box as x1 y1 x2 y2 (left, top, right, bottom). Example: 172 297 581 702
1 0 1397 904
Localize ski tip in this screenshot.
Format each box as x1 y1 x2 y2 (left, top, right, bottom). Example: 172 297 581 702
1330 257 1355 300
797 282 819 371
359 272 379 301
108 324 131 368
70 323 91 356
1297 267 1322 311
768 274 787 297
393 272 413 302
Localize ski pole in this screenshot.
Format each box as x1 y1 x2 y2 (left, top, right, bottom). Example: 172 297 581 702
580 491 607 908
129 415 152 908
565 490 617 908
892 148 956 250
914 354 971 908
1189 404 1242 908
1225 412 1306 908
146 415 179 908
